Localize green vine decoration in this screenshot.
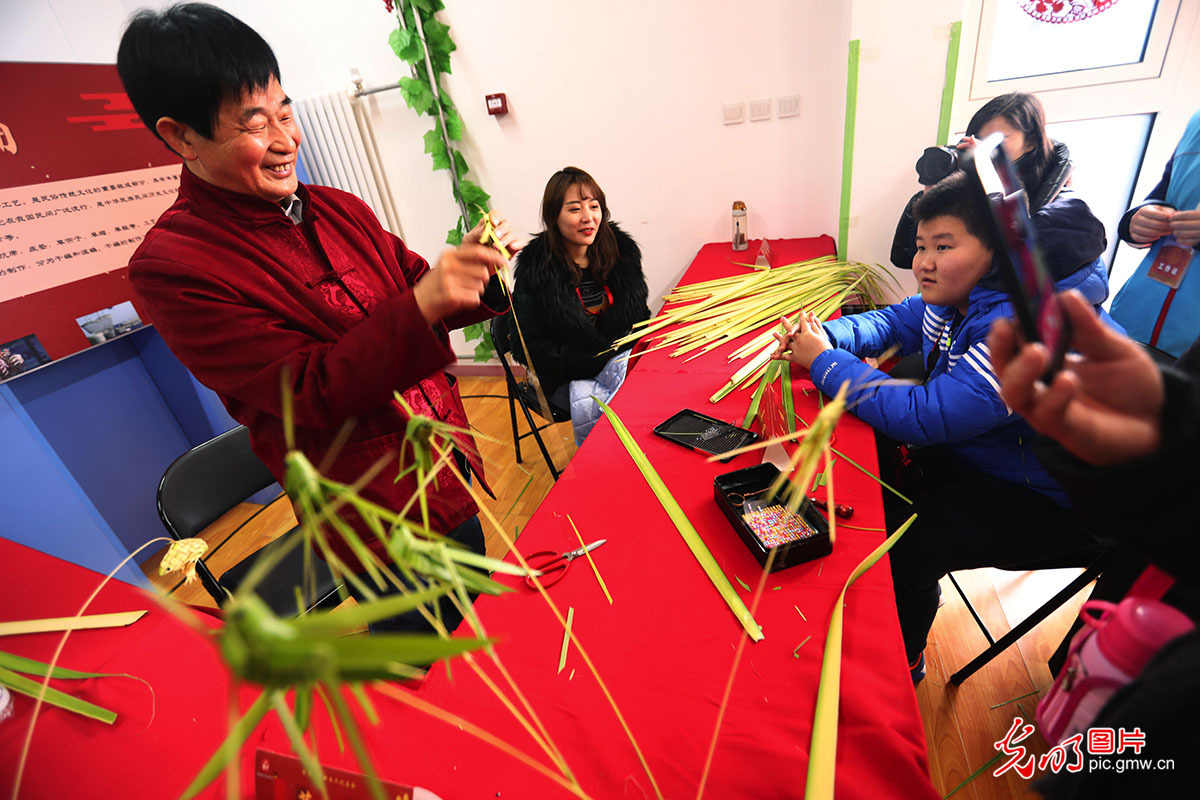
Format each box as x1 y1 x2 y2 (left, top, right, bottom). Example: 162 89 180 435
383 0 496 361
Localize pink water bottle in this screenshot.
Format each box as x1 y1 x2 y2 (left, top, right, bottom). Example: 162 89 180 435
1037 597 1193 744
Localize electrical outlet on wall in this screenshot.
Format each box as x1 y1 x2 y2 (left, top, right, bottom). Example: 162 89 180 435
777 95 801 118
723 102 745 125
749 98 771 122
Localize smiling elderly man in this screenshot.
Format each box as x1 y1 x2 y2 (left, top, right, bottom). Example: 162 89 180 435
117 2 519 633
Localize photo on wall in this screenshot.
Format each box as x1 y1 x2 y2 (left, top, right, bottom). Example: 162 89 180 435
0 334 52 382
75 300 145 345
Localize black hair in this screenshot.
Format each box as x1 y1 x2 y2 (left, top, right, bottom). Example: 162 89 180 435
965 92 1053 192
912 171 999 252
117 3 280 150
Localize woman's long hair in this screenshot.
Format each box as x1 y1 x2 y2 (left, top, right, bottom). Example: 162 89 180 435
540 166 619 281
966 92 1053 191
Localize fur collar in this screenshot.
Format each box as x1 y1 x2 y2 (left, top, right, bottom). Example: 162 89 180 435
516 222 642 287
512 222 650 353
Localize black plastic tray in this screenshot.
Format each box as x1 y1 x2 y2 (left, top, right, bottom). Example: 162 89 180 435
714 463 832 571
653 409 757 463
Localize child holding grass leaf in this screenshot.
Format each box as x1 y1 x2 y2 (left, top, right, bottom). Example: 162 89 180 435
771 171 1113 683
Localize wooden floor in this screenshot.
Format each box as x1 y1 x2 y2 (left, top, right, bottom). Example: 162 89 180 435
142 377 1090 797
919 567 1091 799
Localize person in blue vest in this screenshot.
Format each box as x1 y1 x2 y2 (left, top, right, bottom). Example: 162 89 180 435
1110 110 1200 360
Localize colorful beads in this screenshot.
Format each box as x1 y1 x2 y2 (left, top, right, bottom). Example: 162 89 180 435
743 504 819 548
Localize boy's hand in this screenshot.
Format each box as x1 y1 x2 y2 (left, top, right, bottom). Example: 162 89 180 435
988 290 1164 465
770 316 800 360
771 311 831 370
1129 204 1175 244
413 244 508 324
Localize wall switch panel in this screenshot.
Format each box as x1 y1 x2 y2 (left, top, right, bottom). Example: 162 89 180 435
749 98 771 122
723 102 745 125
777 95 801 118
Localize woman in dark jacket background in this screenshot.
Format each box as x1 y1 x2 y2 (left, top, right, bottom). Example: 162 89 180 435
892 92 1107 289
511 167 650 411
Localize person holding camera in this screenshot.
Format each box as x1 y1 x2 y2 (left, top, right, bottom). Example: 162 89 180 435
891 93 1108 298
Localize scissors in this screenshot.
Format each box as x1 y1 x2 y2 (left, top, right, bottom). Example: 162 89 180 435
524 539 607 589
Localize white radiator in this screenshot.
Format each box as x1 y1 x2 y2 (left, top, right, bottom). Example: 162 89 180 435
293 91 404 237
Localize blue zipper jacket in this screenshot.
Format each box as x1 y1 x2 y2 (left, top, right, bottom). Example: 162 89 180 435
810 259 1113 506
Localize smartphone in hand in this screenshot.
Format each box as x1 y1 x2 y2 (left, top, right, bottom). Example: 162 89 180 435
962 133 1069 378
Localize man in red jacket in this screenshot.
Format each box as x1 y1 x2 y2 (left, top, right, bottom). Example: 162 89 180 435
117 3 518 632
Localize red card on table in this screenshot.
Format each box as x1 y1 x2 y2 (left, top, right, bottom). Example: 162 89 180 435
254 749 443 800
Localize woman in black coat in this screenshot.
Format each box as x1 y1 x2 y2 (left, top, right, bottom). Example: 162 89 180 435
511 167 650 409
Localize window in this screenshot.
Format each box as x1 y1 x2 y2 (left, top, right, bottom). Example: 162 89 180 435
1045 113 1155 271
970 0 1181 96
987 0 1161 82
957 0 1200 301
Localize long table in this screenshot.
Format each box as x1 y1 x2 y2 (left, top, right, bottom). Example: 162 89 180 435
0 237 939 799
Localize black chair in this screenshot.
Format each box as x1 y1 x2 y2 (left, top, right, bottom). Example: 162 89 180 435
945 546 1110 684
491 313 569 480
156 425 342 616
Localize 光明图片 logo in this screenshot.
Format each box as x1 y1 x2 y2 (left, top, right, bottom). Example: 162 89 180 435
994 716 1174 778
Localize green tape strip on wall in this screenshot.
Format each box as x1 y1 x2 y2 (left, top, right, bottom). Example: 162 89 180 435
937 21 963 146
838 39 861 261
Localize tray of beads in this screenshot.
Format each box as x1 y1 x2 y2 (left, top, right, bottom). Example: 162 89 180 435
713 463 832 571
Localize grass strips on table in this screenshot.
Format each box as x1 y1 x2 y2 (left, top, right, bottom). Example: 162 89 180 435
568 515 613 605
695 548 778 800
793 635 813 658
596 398 763 642
374 683 593 800
742 360 780 428
443 450 663 798
781 361 796 434
609 258 899 404
558 607 574 674
805 513 917 800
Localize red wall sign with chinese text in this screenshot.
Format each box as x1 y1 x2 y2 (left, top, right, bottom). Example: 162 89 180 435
0 62 181 362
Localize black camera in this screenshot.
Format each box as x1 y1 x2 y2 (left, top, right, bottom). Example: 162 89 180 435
915 145 960 187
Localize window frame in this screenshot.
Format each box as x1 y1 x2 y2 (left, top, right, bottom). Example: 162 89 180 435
967 0 1183 99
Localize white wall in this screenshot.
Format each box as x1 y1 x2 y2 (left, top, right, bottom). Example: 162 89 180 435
846 0 969 299
369 0 851 311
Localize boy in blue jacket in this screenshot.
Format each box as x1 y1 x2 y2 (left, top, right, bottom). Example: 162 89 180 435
773 171 1109 683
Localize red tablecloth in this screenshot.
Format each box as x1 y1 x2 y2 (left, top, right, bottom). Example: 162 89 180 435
0 537 230 798
1 237 939 799
247 237 939 799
